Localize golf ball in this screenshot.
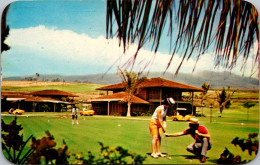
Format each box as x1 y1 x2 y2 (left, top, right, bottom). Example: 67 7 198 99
118 124 121 127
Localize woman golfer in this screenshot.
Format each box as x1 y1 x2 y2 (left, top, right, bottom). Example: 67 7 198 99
149 98 175 158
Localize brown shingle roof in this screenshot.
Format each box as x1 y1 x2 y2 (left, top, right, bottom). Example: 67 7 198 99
97 77 202 92
2 94 67 103
90 92 150 104
30 90 78 97
24 96 65 103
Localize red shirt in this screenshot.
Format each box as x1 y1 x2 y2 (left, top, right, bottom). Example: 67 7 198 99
183 125 209 142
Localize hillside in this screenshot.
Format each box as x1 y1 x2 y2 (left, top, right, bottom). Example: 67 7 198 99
157 71 259 90
2 71 259 90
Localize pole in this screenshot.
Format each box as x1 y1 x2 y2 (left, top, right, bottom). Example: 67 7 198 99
108 101 110 116
159 88 162 105
191 92 194 116
210 105 213 123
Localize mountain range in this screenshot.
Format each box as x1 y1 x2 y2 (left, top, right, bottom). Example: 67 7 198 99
2 71 259 90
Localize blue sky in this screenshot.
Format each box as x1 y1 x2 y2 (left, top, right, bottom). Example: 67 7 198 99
1 0 259 78
7 1 106 36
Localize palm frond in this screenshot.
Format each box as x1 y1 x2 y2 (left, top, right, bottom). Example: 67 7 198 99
1 5 11 52
106 0 259 75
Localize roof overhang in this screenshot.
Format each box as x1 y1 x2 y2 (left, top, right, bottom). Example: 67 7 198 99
90 99 122 102
42 100 64 103
96 78 203 92
6 98 26 101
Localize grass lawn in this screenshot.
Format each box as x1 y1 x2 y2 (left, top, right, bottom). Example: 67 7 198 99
1 83 105 93
1 103 259 164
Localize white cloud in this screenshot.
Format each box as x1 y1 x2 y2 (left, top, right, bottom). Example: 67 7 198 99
3 25 258 78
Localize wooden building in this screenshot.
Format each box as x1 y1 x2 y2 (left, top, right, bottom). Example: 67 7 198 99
91 91 150 116
1 90 78 112
92 77 203 116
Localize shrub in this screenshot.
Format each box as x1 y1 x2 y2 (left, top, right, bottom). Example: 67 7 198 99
41 104 51 112
72 142 146 164
1 117 69 164
217 133 258 164
1 117 34 164
26 131 70 164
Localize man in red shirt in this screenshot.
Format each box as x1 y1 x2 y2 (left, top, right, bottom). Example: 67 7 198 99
165 118 211 163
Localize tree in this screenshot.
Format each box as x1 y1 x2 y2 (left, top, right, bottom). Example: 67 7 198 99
106 0 259 75
242 101 256 120
1 5 10 52
200 82 210 116
35 73 40 80
201 82 210 104
215 87 237 117
201 82 210 96
118 68 146 117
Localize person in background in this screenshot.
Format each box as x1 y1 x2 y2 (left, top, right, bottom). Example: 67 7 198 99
149 97 175 158
72 105 79 125
165 118 211 163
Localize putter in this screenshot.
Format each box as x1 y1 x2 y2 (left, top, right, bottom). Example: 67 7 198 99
164 133 172 159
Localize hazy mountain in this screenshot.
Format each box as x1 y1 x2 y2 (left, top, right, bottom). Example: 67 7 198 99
155 71 259 90
2 71 259 90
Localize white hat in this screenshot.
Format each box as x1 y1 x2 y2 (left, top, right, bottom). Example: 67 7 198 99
189 118 199 124
167 97 175 106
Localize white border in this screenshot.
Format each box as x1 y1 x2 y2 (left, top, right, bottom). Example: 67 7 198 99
0 0 259 164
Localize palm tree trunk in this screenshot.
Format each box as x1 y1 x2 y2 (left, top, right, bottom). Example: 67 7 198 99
219 106 223 117
247 108 249 121
127 102 131 117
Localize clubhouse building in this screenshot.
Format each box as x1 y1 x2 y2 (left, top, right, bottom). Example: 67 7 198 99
1 90 78 112
90 77 203 116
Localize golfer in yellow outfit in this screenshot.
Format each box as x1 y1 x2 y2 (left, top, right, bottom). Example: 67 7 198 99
149 98 175 158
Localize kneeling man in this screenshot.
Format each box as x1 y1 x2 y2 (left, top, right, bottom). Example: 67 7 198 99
165 118 211 163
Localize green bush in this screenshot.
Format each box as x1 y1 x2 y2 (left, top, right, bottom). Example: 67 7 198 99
1 117 34 164
217 133 258 164
41 104 51 112
26 131 69 164
72 142 146 164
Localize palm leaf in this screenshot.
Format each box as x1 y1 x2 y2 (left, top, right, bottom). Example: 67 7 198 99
106 0 259 75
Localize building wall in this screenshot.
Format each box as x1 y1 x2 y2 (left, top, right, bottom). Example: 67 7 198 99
131 104 150 116
92 102 108 115
164 88 182 100
136 87 182 102
110 102 126 116
137 88 148 100
92 101 150 116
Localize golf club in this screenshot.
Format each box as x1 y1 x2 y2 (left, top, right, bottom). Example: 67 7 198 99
164 133 171 159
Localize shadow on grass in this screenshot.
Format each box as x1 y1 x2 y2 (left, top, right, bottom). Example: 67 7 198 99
146 153 218 163
171 154 218 163
146 153 199 159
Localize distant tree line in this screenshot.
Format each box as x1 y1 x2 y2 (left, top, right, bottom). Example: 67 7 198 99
22 77 61 82
23 77 38 81
22 76 92 83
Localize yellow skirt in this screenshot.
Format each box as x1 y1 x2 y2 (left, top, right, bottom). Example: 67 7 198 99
149 119 163 136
